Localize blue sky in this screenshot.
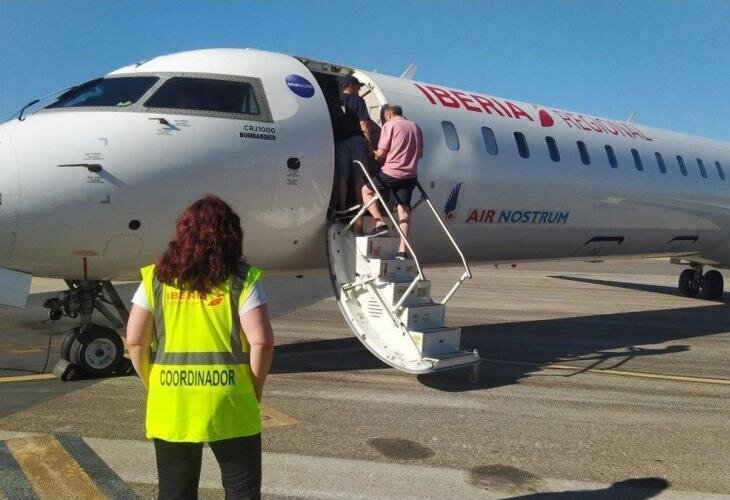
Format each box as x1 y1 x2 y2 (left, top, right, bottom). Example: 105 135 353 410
2 1 729 140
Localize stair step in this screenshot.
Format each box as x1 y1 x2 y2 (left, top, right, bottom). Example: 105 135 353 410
375 280 432 307
409 327 461 357
360 257 418 282
426 350 480 371
356 235 400 260
400 302 445 331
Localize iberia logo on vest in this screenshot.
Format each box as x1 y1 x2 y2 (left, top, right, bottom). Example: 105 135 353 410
207 294 224 307
165 291 225 307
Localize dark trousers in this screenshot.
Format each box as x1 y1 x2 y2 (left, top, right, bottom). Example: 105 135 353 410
154 434 262 500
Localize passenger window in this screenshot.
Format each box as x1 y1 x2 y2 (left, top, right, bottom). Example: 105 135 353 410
514 132 530 158
481 127 498 155
145 77 260 115
696 158 708 178
545 136 560 162
605 145 618 168
577 141 590 165
631 149 644 171
655 152 667 174
442 121 460 151
676 155 688 176
46 77 159 108
715 161 726 180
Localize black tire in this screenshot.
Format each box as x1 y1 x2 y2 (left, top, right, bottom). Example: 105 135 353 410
678 269 700 298
701 270 724 300
69 324 124 376
59 327 80 360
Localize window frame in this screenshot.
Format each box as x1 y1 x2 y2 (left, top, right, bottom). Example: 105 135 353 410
545 136 560 162
40 75 161 114
143 72 272 122
577 141 590 165
676 155 688 176
605 145 618 168
481 127 498 155
39 72 273 122
696 158 708 178
514 131 530 159
631 148 644 171
715 161 726 181
442 121 460 151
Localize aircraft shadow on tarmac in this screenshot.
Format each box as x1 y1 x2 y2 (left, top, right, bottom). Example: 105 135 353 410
7 275 728 396
273 301 729 393
550 275 729 302
505 477 669 499
272 337 388 374
418 302 729 391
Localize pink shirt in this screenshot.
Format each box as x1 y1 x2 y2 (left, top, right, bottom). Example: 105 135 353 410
378 116 423 179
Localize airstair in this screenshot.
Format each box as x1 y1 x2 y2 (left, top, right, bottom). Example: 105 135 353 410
326 161 480 378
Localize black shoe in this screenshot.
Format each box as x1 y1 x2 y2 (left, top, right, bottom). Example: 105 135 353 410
395 252 408 260
366 224 388 237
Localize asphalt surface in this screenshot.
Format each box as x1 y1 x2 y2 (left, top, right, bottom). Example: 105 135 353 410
0 260 728 498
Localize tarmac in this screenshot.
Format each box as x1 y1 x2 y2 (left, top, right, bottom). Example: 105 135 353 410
0 259 728 499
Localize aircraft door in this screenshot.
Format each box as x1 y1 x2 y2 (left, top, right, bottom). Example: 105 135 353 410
0 128 20 262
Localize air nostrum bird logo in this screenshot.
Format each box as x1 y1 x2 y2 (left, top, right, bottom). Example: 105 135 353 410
444 182 462 223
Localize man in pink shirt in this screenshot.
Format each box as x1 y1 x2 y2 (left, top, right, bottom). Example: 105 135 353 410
362 105 423 259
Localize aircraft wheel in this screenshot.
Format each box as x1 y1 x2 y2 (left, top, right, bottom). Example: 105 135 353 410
701 270 724 300
59 327 80 360
678 269 701 298
69 324 123 376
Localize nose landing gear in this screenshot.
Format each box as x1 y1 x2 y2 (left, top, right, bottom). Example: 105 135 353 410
43 280 133 380
678 266 724 300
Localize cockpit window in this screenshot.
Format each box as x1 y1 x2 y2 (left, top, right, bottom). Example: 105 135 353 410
144 77 260 115
46 77 159 108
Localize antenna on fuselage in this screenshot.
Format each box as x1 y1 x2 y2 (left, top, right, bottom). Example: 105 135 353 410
400 63 418 79
626 112 637 123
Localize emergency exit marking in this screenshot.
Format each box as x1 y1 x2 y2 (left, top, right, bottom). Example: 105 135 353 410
260 403 298 428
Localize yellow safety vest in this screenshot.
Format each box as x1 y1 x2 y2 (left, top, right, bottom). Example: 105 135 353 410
141 263 263 442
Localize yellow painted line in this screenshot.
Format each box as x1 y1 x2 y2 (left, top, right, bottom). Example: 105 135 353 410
482 358 730 385
5 347 45 354
0 373 56 383
5 435 106 499
261 403 298 428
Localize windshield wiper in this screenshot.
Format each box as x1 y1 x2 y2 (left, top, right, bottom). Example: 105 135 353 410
17 100 40 121
9 79 99 122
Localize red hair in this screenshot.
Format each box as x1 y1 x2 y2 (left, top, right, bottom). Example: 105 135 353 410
156 195 245 295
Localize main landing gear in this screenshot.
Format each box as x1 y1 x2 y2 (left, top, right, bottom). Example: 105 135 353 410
678 266 724 300
43 280 133 380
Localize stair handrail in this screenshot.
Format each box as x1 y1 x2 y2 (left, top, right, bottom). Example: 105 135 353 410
346 161 426 285
348 161 472 305
412 182 472 304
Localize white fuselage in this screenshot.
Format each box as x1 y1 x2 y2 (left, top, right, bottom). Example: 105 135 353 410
1 48 729 281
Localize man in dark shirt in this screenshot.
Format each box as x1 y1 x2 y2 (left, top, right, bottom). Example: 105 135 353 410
334 76 372 216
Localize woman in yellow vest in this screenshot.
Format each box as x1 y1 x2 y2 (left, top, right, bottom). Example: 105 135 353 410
127 195 274 499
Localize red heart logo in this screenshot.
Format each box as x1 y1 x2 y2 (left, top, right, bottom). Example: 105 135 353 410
539 110 554 127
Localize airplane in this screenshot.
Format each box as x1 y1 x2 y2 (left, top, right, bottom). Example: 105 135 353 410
1 48 728 378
